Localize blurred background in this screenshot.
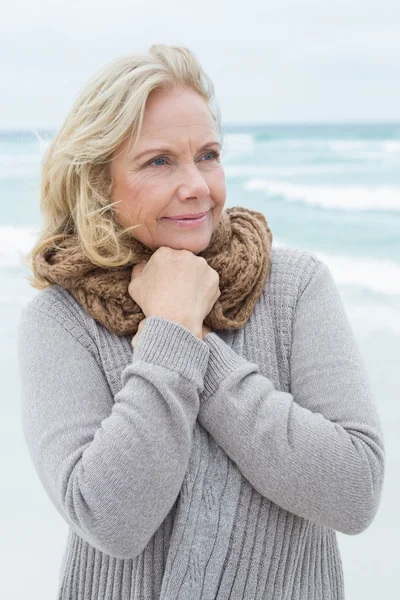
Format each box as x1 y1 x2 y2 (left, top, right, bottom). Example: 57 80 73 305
1 1 399 598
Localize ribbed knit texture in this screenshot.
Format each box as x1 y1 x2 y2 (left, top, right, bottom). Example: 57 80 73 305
17 246 385 599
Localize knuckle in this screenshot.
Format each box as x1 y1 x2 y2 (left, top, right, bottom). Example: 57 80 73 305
156 246 169 257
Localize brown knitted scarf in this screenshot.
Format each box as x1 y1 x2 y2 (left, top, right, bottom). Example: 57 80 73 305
34 206 273 337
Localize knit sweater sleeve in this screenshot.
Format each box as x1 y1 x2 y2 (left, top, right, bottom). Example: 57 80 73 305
197 260 386 535
18 305 209 559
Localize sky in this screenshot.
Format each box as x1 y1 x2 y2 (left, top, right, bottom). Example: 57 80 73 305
1 0 400 129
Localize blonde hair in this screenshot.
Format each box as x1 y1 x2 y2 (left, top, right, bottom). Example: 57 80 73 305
23 44 224 289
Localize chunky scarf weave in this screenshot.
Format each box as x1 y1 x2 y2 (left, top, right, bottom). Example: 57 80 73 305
34 206 273 336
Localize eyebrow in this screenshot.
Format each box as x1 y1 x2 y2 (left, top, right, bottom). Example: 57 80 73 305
131 141 221 162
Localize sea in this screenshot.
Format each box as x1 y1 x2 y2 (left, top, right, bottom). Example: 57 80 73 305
1 123 399 599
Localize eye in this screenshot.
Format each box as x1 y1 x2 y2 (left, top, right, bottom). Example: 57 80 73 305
150 157 168 167
203 150 220 161
147 150 220 168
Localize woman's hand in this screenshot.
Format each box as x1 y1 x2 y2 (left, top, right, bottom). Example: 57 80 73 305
129 247 220 339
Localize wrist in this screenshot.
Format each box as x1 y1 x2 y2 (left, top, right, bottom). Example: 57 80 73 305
179 321 203 340
147 314 203 340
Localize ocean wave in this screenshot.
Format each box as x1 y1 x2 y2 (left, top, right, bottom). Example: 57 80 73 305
224 164 388 178
248 136 400 155
0 152 43 165
0 225 40 268
315 250 400 296
223 134 400 168
223 134 256 159
244 179 400 212
274 238 400 296
2 225 399 298
0 150 44 179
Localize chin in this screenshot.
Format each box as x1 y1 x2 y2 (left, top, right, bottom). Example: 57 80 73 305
155 235 212 255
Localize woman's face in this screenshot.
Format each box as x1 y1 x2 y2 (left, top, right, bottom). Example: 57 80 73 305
110 85 226 255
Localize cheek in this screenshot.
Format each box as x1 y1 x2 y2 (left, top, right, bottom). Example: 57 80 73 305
118 174 147 208
113 175 143 225
121 176 171 221
209 168 226 204
114 172 140 204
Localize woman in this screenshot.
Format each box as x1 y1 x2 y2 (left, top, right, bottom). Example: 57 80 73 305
18 45 385 599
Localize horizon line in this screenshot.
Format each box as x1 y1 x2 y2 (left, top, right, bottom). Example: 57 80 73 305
0 119 400 135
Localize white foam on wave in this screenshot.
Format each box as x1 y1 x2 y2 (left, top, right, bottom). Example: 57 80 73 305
224 164 385 178
322 139 400 157
245 178 400 212
273 240 400 335
1 227 399 336
383 141 400 154
222 134 256 160
248 136 400 158
2 224 399 295
0 152 42 166
0 225 40 268
315 251 400 296
273 238 400 296
0 133 50 179
0 152 42 179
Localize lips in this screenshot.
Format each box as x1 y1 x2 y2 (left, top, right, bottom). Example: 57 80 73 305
164 211 208 220
161 211 209 229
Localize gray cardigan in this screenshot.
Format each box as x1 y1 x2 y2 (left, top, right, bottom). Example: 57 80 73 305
17 245 385 599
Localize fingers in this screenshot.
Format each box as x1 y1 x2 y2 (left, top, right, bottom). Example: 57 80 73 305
131 260 147 281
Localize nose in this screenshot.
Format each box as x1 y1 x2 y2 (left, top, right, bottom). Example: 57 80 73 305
176 164 211 202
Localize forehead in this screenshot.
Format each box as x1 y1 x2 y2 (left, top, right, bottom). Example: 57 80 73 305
139 86 216 138
115 87 219 160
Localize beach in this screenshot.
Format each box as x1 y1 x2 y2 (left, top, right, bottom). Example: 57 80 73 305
1 123 399 599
